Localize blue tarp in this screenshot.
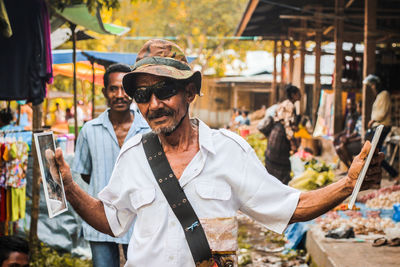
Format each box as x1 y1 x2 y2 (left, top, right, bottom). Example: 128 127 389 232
52 49 195 65
82 51 137 66
52 50 87 64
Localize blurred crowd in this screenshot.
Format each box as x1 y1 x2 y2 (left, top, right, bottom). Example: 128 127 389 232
228 108 251 129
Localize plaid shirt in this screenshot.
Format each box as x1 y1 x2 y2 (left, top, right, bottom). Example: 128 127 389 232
72 108 150 243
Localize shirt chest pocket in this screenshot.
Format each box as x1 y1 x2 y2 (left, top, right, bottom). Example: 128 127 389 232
130 187 164 237
195 179 232 201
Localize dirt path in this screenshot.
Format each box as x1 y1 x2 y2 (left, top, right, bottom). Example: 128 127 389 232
237 213 308 267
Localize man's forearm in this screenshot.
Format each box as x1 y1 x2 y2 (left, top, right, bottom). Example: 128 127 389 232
290 140 382 224
289 177 353 223
65 180 114 236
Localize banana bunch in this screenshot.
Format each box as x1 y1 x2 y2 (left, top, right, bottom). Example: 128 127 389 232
289 168 335 191
246 133 268 162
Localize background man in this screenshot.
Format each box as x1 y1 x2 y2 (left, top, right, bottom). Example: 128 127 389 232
71 63 150 267
54 40 382 267
334 98 362 168
0 236 29 267
54 102 65 123
364 74 398 179
76 100 85 126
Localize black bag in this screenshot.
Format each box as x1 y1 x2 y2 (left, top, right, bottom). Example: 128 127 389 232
257 116 275 137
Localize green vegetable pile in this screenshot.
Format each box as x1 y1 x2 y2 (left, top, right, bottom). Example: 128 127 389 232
289 159 335 191
31 242 92 267
246 133 267 162
304 158 331 172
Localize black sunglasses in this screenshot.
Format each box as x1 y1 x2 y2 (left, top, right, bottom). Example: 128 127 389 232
133 80 183 103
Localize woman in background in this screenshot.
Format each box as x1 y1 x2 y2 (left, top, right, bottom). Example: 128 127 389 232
265 85 301 185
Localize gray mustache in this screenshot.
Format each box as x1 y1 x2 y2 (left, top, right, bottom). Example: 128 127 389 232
148 109 174 120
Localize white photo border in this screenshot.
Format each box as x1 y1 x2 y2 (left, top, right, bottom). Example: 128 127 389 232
34 131 68 218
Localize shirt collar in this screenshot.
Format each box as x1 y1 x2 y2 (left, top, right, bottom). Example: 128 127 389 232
197 119 216 155
92 108 149 130
132 109 150 130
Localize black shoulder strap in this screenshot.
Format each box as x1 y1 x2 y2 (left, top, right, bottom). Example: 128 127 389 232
142 132 213 265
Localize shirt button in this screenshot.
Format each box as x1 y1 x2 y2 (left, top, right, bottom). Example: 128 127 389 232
169 256 174 260
170 222 176 227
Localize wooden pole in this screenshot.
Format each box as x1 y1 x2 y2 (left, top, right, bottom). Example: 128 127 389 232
300 20 306 113
29 103 42 255
71 23 78 144
44 84 51 126
44 99 48 126
279 39 286 101
16 104 21 125
362 0 377 138
91 61 95 119
271 40 278 105
351 42 357 88
333 0 344 134
289 40 294 84
313 7 323 127
233 85 238 109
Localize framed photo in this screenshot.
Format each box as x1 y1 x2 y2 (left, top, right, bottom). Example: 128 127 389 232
34 131 68 218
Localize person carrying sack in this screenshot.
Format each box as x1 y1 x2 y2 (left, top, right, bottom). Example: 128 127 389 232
50 39 384 267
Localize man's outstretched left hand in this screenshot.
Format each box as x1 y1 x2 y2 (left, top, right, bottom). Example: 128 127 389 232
346 141 384 190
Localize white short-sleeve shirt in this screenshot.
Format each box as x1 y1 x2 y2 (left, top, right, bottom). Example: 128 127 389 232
98 119 300 267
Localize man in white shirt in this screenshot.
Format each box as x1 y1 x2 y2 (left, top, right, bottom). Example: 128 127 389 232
52 40 383 267
76 100 85 126
54 102 65 124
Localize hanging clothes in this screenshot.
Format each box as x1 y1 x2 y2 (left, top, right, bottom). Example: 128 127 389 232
0 187 5 222
0 0 12 38
0 0 52 104
0 134 30 230
40 1 53 84
11 187 25 221
0 124 32 147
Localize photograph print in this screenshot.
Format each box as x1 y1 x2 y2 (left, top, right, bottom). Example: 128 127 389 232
34 131 68 218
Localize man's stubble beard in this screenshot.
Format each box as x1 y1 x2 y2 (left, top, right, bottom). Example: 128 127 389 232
150 113 181 135
152 124 178 135
150 104 189 135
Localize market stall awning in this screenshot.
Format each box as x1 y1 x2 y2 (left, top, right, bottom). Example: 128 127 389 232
235 0 333 40
82 51 196 66
47 90 74 99
82 51 137 66
56 4 130 36
51 28 95 49
52 50 196 66
52 50 137 65
52 49 86 64
236 0 400 42
52 61 105 86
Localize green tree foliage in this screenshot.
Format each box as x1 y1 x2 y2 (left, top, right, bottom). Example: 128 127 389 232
63 0 275 76
47 0 120 12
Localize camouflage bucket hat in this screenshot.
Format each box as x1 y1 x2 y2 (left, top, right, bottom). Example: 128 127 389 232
123 39 201 98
